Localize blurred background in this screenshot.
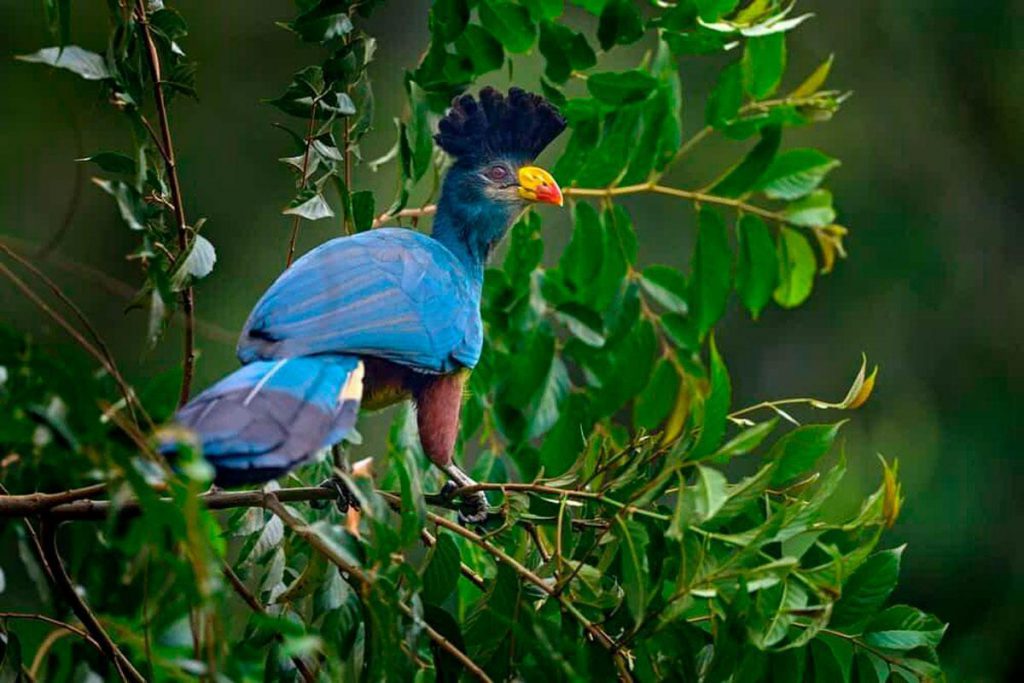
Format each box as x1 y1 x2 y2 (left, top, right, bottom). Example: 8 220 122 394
1 1 1020 679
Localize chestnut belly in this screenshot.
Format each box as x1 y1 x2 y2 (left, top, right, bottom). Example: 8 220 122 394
359 358 468 467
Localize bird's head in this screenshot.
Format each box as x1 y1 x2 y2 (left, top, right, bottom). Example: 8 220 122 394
435 87 567 217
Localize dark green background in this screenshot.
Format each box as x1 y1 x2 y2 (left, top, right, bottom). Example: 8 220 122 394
1 2 1020 679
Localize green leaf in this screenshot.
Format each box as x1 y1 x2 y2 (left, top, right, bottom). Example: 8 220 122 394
714 418 778 460
710 125 781 198
773 227 816 308
690 465 728 522
422 533 461 605
769 422 843 486
453 24 505 75
17 46 110 80
633 358 681 430
863 605 947 650
755 149 840 200
689 207 732 339
736 214 778 317
430 0 469 42
854 652 890 683
524 0 564 21
175 233 215 284
831 547 903 629
640 265 688 314
92 179 151 231
480 0 535 53
784 189 836 228
285 2 354 44
538 21 596 83
615 518 650 626
810 635 854 683
791 54 834 98
587 70 659 104
597 0 644 50
78 152 135 175
705 63 743 128
687 337 730 459
350 190 375 232
284 190 335 220
742 32 786 99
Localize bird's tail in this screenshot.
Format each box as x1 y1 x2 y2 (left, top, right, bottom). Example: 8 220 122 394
157 356 364 486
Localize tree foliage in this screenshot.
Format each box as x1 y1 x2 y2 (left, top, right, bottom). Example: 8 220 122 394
1 1 945 681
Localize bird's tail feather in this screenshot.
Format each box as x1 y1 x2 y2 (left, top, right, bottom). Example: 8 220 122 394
157 356 363 486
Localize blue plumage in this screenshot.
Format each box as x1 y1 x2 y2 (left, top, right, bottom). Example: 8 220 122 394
237 229 482 373
161 356 362 486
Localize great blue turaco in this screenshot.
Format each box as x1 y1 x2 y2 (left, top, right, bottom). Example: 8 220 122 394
159 87 566 523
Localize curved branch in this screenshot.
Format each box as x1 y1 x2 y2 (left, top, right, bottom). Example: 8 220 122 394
38 519 146 683
0 243 147 427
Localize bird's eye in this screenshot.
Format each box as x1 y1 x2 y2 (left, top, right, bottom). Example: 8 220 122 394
486 165 509 181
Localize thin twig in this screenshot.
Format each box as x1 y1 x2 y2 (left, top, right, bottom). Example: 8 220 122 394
0 613 99 651
134 0 196 408
0 261 141 426
38 519 146 683
37 93 85 258
221 562 316 683
261 494 493 683
285 100 320 268
378 492 633 682
0 243 147 427
370 204 437 228
1 235 236 345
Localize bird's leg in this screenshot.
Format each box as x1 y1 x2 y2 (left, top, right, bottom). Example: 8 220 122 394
439 463 489 525
311 444 360 513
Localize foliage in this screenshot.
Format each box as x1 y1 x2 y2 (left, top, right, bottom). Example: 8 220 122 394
1 1 945 682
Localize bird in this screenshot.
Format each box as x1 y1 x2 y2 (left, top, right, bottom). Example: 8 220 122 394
158 87 566 523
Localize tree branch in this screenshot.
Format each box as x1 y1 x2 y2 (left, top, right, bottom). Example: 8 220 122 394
134 1 196 408
221 562 316 683
377 492 634 682
38 519 146 683
261 494 493 683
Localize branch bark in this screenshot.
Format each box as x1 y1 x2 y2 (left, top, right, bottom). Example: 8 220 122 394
134 1 196 408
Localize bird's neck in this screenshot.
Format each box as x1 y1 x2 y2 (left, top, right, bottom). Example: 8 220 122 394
431 186 515 285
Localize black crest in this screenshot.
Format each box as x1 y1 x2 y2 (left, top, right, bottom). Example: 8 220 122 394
434 87 567 165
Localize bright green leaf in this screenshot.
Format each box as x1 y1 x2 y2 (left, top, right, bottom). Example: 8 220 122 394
736 214 778 317
773 227 816 308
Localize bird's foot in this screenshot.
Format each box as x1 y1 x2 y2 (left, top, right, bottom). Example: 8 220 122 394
311 475 360 513
440 480 489 526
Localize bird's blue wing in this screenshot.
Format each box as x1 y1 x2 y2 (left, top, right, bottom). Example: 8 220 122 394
236 229 482 373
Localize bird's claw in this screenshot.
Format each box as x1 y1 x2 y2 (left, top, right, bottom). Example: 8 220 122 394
440 481 489 526
311 476 360 513
456 491 490 526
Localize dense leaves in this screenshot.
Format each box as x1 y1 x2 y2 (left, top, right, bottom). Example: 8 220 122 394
2 1 945 682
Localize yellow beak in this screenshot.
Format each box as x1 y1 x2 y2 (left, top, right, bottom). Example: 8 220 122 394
517 166 563 207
